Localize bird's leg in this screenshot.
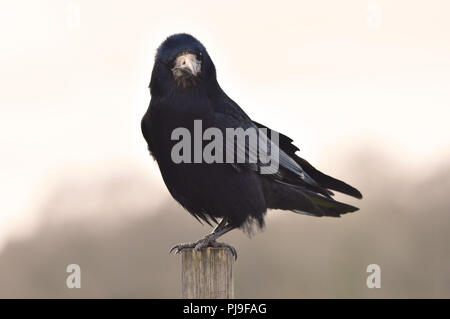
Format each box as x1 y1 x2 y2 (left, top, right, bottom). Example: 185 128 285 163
212 217 227 233
170 218 238 259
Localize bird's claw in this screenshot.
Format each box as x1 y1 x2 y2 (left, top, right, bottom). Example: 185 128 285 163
169 242 196 255
169 238 238 260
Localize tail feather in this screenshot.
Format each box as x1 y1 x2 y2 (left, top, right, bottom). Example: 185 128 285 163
268 179 360 217
301 189 359 217
293 157 363 199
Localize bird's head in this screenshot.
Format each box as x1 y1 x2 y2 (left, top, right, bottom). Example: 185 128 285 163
150 34 216 94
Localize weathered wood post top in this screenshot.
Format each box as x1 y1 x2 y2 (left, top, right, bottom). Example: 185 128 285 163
181 247 234 299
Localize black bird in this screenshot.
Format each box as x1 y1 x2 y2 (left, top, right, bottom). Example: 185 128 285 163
141 34 362 259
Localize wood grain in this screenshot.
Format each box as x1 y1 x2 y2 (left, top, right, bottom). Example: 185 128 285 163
181 247 234 299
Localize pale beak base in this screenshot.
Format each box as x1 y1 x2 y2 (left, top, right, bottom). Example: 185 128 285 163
171 53 201 78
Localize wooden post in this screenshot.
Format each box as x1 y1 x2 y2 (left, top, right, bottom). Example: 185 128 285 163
181 247 234 299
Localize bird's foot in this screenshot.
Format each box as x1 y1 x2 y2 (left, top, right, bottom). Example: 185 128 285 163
169 235 237 260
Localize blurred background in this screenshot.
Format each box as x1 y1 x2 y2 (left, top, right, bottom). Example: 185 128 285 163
1 0 449 298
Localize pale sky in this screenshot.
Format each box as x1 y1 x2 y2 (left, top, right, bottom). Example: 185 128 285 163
1 0 449 250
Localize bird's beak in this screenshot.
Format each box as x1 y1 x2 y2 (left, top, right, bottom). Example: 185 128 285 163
171 53 201 78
